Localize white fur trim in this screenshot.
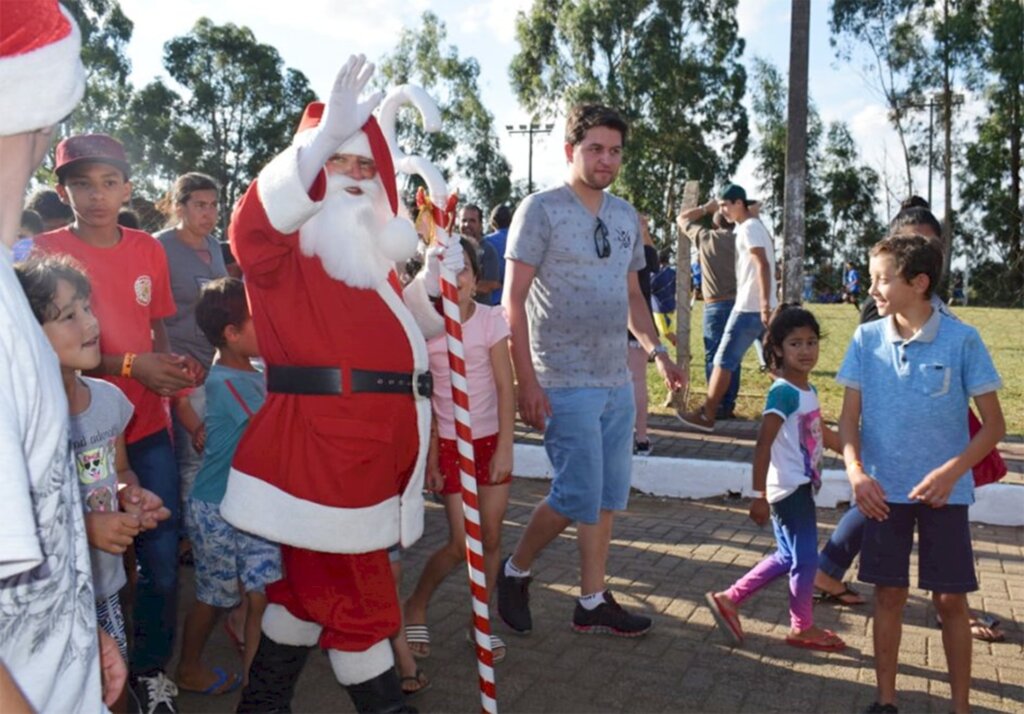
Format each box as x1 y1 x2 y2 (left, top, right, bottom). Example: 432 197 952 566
337 130 372 158
0 6 85 135
261 603 322 647
328 640 393 686
221 468 400 553
377 281 430 548
256 144 324 235
402 274 445 340
378 217 419 263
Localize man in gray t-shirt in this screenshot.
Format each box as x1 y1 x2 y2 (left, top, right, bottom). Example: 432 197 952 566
497 104 686 638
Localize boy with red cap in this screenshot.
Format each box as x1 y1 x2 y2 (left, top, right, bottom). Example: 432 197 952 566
35 132 204 712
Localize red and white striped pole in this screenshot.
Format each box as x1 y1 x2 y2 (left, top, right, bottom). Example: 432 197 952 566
441 260 497 714
381 84 497 711
420 192 497 714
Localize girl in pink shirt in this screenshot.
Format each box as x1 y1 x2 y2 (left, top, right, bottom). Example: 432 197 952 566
403 238 514 668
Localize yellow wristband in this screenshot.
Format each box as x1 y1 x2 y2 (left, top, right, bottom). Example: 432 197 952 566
121 352 136 378
848 459 864 472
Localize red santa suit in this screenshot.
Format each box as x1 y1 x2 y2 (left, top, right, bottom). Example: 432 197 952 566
221 112 441 683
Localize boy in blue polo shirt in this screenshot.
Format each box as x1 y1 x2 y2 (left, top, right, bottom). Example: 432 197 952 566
836 234 1005 714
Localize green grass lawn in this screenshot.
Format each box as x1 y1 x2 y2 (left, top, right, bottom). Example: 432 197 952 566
648 303 1024 436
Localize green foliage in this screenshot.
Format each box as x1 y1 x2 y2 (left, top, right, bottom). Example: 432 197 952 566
829 0 926 194
957 0 1024 305
62 0 134 137
750 58 882 273
149 18 317 233
509 0 749 230
376 12 512 211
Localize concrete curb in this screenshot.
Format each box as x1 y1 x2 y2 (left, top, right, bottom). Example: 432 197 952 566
513 443 1024 527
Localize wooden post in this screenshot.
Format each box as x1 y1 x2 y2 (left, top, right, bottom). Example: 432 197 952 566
670 180 699 409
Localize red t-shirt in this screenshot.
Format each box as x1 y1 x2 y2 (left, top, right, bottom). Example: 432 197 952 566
35 227 177 443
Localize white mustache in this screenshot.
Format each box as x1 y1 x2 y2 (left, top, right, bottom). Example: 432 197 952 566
326 174 381 199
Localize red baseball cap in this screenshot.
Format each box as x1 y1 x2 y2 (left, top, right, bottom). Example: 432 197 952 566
54 133 131 180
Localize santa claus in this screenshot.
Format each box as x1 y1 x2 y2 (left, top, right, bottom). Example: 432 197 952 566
221 55 457 712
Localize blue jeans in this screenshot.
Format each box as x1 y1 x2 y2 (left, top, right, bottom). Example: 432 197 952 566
713 309 766 372
127 428 180 674
818 504 866 580
703 300 740 412
544 383 636 524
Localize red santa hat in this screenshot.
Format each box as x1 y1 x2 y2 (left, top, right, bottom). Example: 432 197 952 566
296 101 418 263
0 0 85 136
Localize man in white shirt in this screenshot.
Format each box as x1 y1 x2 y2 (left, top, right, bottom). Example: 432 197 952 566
678 184 777 433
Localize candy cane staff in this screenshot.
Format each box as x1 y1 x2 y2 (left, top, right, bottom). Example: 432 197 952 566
220 54 462 713
381 86 498 713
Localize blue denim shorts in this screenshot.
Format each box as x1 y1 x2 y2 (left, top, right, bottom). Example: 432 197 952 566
186 498 282 607
858 503 977 593
543 383 636 524
713 310 765 372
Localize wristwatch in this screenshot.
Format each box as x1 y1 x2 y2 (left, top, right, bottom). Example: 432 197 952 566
648 344 669 360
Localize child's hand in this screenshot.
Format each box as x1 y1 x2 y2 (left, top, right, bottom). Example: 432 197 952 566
908 466 957 508
748 497 770 527
181 354 207 385
118 485 171 531
850 469 889 521
191 424 206 454
426 463 444 493
489 443 513 484
132 352 195 395
85 512 142 553
98 628 126 707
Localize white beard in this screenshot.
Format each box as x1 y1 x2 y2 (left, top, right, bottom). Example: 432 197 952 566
299 174 395 289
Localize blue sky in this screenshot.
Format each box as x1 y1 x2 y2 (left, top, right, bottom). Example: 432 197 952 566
117 0 935 220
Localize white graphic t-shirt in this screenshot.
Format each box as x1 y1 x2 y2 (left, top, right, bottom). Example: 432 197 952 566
0 250 104 713
71 377 134 599
763 377 824 504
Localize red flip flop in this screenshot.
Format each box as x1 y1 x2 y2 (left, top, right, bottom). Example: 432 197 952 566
704 592 744 645
785 628 846 651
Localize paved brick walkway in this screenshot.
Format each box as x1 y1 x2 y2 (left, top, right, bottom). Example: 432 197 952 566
174 476 1023 713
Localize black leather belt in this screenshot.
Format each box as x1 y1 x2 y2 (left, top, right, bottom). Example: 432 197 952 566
266 365 432 398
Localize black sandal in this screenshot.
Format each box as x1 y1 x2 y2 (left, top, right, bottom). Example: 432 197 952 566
813 584 865 606
400 668 430 697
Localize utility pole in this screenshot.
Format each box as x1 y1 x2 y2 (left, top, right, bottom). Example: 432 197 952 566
941 0 955 288
506 120 554 195
782 0 811 303
898 92 962 209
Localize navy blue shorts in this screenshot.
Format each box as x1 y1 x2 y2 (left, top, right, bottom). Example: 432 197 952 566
858 503 977 593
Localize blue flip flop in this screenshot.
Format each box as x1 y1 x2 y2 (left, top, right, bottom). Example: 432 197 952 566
180 667 242 696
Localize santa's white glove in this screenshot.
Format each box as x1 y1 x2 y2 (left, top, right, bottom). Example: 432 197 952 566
299 55 383 190
423 236 465 298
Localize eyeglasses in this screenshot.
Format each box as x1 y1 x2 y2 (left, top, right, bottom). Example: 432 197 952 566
326 153 378 179
594 217 611 259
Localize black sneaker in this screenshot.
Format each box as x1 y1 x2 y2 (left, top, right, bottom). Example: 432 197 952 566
131 671 178 714
496 556 532 634
571 591 652 637
865 703 898 713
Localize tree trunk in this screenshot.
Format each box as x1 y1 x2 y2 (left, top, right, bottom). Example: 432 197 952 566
783 0 811 303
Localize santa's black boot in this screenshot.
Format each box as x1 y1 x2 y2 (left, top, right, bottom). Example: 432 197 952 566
236 634 311 713
344 669 416 713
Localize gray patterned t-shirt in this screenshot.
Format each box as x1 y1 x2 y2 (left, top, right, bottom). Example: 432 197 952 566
506 184 645 388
